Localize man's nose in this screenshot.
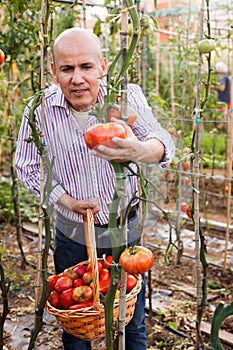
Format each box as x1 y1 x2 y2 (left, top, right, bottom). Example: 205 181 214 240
71 69 85 84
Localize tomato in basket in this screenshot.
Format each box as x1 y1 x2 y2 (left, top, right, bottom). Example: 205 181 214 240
72 285 93 303
63 267 79 280
86 261 103 274
69 301 93 310
82 271 93 285
47 274 60 291
48 290 61 309
54 276 73 292
60 288 75 309
73 265 86 278
102 255 113 269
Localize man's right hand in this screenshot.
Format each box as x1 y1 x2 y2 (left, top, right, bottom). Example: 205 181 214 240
57 193 100 217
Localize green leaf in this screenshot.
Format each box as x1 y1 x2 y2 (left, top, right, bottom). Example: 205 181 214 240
167 321 178 330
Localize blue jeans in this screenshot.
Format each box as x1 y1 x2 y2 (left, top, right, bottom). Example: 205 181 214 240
54 215 147 350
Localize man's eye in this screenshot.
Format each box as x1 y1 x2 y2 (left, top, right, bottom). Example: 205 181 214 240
61 67 72 72
82 65 92 70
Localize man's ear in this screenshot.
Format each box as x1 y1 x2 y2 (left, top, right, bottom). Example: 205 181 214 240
101 57 108 77
50 62 59 84
51 62 57 77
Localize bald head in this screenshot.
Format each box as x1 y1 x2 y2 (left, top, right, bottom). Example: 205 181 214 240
52 27 103 65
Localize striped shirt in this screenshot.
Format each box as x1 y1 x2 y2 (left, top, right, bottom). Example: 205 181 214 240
15 83 175 225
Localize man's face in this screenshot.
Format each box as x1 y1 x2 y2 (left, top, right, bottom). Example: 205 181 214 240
51 35 107 112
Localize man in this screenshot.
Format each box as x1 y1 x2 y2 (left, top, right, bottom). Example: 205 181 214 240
214 61 231 111
15 27 175 350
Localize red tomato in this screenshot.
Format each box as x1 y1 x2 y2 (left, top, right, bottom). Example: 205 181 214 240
119 246 154 274
102 255 113 269
82 271 93 285
47 274 60 291
73 265 86 277
84 122 126 149
72 285 93 303
54 276 73 292
182 161 190 172
0 49 5 66
126 274 137 293
86 261 103 274
63 268 78 280
73 278 83 287
106 107 137 127
48 290 61 309
99 279 111 295
180 202 189 213
99 269 111 281
59 288 75 309
69 301 93 310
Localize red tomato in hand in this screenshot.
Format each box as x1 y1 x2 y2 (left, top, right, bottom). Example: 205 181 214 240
54 276 73 292
84 122 126 149
60 288 75 309
119 246 154 274
47 274 60 291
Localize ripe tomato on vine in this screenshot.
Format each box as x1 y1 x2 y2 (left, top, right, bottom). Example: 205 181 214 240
0 49 5 65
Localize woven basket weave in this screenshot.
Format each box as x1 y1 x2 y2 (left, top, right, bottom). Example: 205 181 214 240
46 209 142 341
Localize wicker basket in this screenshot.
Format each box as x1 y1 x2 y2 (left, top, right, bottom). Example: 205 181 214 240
46 209 142 341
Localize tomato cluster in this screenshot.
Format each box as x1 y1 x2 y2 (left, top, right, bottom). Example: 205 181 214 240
47 256 138 311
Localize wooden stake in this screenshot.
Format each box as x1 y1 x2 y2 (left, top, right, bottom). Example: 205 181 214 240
223 36 233 271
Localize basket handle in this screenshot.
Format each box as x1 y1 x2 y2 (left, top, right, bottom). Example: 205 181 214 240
84 209 100 305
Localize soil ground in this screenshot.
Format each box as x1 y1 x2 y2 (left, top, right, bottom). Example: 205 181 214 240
1 168 233 350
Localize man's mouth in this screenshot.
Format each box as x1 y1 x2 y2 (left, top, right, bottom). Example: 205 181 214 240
71 88 89 95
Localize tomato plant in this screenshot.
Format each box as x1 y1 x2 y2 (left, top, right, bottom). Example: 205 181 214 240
197 39 216 53
84 122 126 149
119 245 154 274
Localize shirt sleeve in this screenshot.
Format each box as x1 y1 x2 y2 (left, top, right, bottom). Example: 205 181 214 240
127 84 175 167
15 106 66 205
